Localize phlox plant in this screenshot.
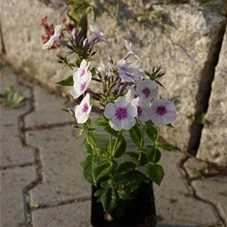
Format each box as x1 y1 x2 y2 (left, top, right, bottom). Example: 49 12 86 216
41 18 176 218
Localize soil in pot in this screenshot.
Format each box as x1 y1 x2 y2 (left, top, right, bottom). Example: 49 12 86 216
91 181 157 227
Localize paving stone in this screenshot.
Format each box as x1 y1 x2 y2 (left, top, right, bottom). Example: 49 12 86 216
154 151 217 226
184 157 209 179
0 65 31 98
26 126 90 206
25 86 73 128
0 166 36 227
0 66 35 167
192 176 227 225
33 202 91 227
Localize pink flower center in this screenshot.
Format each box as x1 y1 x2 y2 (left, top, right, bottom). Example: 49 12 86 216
115 107 128 120
142 87 150 98
82 104 89 113
137 106 142 117
80 82 86 92
156 105 167 116
80 69 85 77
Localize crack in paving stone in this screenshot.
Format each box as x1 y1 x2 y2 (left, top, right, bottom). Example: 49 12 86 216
178 155 227 227
30 195 91 211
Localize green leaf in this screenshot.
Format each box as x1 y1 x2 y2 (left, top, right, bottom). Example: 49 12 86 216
104 125 118 137
115 170 146 186
116 162 136 175
129 124 143 148
82 139 92 153
157 143 175 152
91 116 109 128
135 14 148 23
86 133 96 147
101 188 119 213
77 128 84 138
113 135 126 158
146 164 164 185
126 152 149 166
61 108 70 113
117 188 131 200
94 188 105 197
93 161 112 182
56 75 73 86
2 86 25 108
81 154 94 184
145 121 158 143
148 147 161 163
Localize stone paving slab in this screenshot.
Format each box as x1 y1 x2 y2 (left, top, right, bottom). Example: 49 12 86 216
185 157 227 226
0 66 35 167
26 126 90 206
32 202 91 227
0 166 36 227
25 86 73 128
192 177 227 226
154 152 217 226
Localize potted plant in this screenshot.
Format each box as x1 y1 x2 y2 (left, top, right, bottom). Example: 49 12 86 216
41 17 176 227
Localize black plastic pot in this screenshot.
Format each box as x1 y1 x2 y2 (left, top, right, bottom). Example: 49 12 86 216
91 181 157 227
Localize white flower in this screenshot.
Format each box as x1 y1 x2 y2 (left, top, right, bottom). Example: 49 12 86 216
125 40 140 60
136 79 158 100
125 87 139 101
131 97 151 124
73 60 91 79
104 96 137 131
42 24 62 49
70 60 92 99
90 25 109 44
149 99 176 126
117 60 141 83
74 94 92 124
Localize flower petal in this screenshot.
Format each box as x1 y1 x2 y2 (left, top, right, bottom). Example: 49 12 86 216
104 103 115 119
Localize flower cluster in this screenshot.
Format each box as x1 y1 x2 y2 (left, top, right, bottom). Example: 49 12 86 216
42 22 176 217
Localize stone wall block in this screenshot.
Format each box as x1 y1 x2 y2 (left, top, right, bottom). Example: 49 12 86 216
197 24 227 166
1 0 227 164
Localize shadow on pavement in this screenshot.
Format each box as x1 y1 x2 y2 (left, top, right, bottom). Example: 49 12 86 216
157 224 197 227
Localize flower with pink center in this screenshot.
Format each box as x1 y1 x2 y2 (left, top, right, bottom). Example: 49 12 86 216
136 79 158 100
70 60 92 99
42 24 62 49
149 99 176 126
104 97 137 131
117 60 141 83
125 87 140 101
131 97 151 124
74 94 92 124
73 60 91 79
89 25 109 44
124 40 140 61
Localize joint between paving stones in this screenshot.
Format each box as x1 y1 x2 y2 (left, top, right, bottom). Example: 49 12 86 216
30 195 91 211
13 77 45 227
0 162 35 171
178 155 227 227
23 147 43 227
23 121 76 132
